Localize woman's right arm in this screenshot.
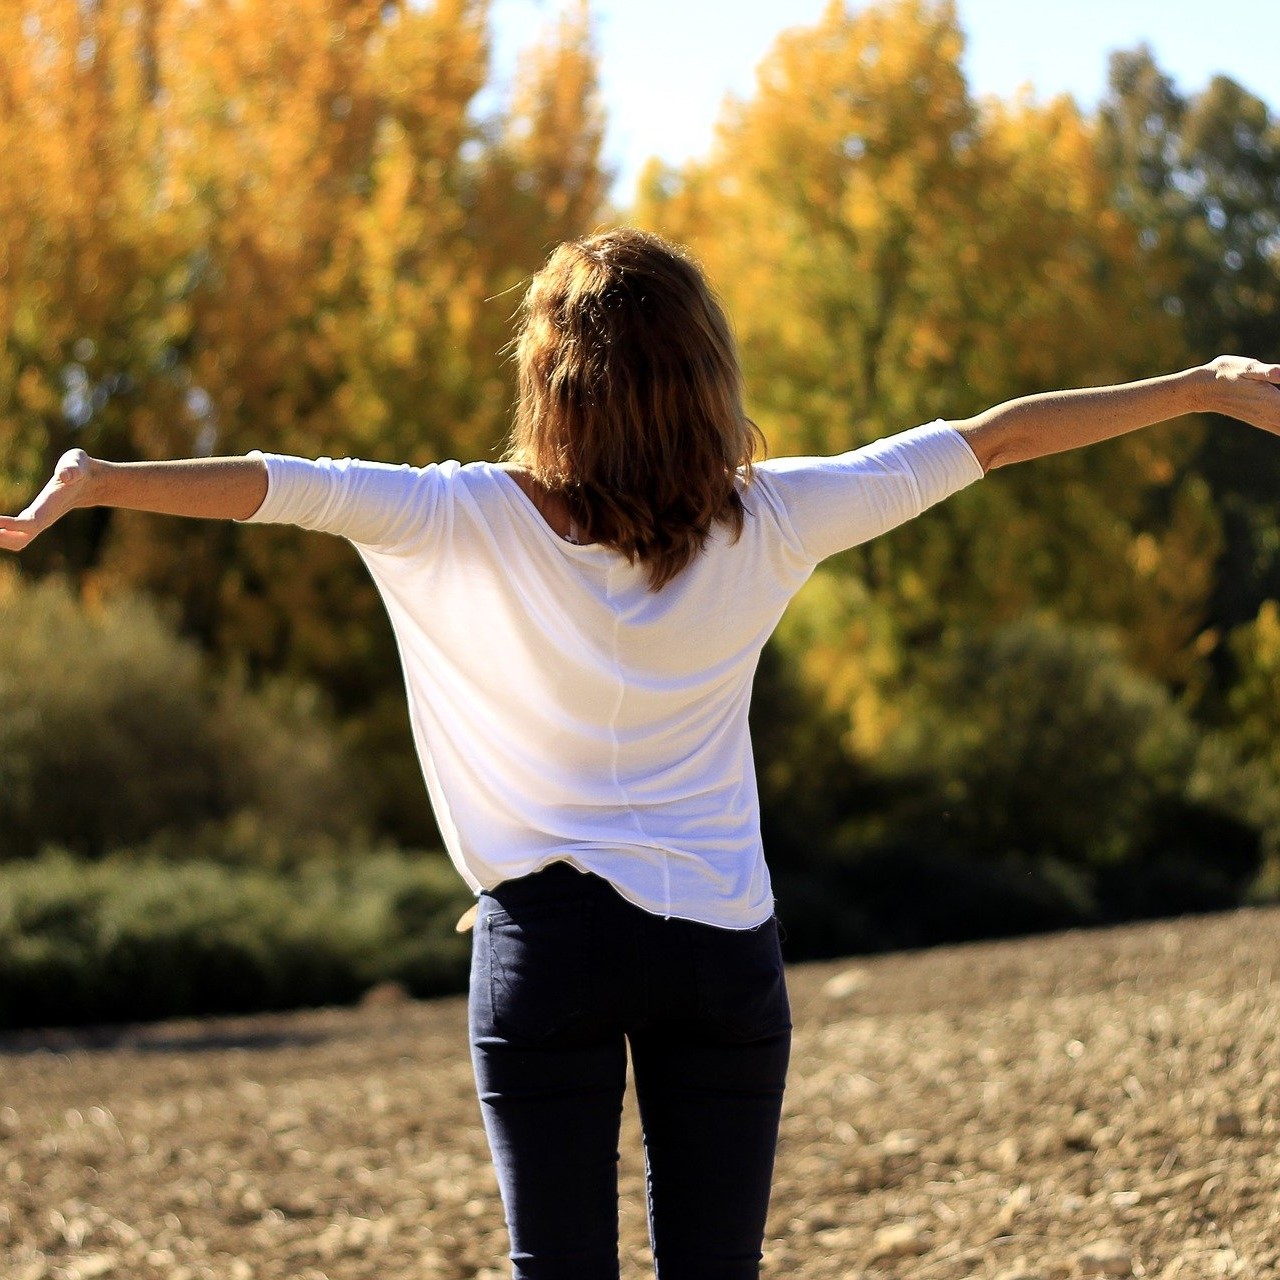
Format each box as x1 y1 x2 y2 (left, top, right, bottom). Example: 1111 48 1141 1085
0 449 268 552
953 355 1280 472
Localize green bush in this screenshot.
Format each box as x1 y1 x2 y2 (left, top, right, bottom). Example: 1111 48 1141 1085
0 850 473 1029
870 619 1265 920
772 847 1084 959
764 618 1272 957
0 570 366 861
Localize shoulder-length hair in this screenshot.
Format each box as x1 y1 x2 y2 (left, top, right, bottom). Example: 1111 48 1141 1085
504 228 763 590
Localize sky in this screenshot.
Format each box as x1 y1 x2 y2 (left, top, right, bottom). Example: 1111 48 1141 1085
485 0 1275 200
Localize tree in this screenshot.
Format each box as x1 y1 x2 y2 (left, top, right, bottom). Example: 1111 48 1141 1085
0 0 189 575
636 0 1216 730
0 0 610 842
1099 49 1280 653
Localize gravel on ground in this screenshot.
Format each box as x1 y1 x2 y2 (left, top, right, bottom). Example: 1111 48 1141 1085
2 906 1277 1279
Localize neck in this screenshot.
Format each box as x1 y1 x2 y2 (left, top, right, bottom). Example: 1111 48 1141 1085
500 465 585 543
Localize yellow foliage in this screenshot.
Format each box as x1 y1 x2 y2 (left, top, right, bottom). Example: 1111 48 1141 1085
638 0 1213 714
0 0 1230 737
0 0 607 694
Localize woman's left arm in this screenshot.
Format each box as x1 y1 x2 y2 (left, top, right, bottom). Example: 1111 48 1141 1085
954 356 1280 473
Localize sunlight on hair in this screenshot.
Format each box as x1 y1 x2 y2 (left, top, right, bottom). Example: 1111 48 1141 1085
506 228 764 589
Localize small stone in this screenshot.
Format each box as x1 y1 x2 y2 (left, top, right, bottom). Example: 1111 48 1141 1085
1211 1111 1244 1137
805 1202 842 1231
994 1136 1022 1170
869 1221 931 1260
814 1226 860 1250
998 1183 1033 1228
823 968 870 999
68 1259 117 1280
1065 1111 1100 1150
880 1129 929 1156
1032 1126 1064 1157
1077 1239 1134 1277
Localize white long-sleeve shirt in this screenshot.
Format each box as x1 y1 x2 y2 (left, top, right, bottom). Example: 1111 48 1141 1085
243 420 983 928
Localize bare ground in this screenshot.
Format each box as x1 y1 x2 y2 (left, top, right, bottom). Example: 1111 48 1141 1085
1 906 1277 1280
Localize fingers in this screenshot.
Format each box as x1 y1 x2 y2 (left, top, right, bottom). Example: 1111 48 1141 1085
0 492 59 548
0 517 36 552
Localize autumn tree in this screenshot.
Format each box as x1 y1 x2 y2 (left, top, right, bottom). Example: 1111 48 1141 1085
636 0 1217 764
0 0 609 840
0 0 189 575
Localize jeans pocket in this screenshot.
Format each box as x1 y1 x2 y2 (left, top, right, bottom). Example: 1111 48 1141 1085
696 917 791 1041
484 894 593 1043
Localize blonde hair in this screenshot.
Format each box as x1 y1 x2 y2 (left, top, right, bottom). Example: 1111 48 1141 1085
505 228 763 590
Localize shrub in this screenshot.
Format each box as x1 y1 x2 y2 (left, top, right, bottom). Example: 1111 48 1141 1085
759 615 1275 958
0 570 366 860
870 618 1265 920
0 849 473 1029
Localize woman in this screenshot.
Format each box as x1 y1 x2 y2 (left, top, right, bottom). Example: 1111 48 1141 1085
3 228 1278 1280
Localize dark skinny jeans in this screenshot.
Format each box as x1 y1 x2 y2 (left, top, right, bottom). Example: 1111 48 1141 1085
469 862 792 1280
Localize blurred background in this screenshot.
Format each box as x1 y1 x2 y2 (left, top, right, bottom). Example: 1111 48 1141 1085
2 0 1278 1029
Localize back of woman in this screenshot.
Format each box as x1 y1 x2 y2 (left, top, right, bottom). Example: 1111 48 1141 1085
243 231 978 936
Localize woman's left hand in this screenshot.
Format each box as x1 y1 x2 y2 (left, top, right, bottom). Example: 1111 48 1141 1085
0 449 97 552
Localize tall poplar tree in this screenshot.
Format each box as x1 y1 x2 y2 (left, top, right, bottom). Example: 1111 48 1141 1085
0 0 609 841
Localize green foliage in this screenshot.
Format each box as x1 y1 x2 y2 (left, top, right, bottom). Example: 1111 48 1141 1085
766 619 1266 952
1219 601 1280 888
1228 601 1280 772
883 620 1202 870
870 624 1259 916
0 850 472 1029
0 569 365 861
1099 49 1280 649
1099 48 1280 360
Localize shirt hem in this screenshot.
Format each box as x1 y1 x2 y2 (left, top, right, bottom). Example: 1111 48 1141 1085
478 855 777 932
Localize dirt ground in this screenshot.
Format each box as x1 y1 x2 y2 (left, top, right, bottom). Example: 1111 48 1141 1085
2 906 1277 1280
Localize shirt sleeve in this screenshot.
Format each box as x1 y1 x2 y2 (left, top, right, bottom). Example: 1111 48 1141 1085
754 421 984 565
237 452 451 556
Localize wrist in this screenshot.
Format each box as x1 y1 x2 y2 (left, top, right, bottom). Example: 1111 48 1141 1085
1180 364 1218 414
80 456 112 508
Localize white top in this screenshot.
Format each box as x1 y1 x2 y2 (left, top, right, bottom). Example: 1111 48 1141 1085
243 420 983 928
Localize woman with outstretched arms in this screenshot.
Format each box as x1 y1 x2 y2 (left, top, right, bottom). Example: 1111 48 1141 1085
3 229 1278 1280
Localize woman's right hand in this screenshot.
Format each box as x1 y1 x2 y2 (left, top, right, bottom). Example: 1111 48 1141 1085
1204 356 1280 433
0 449 97 552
